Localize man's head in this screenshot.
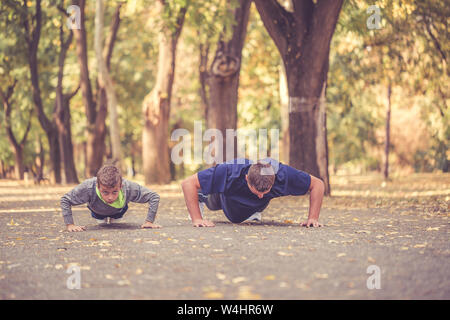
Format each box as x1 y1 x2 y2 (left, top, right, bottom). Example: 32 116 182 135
245 162 275 199
96 164 122 204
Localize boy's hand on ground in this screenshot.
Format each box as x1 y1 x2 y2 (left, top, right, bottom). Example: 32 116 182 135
141 221 162 229
301 219 323 228
192 219 215 227
66 224 86 232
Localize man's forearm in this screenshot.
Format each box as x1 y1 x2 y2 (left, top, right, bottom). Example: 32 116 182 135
308 181 324 221
181 180 202 221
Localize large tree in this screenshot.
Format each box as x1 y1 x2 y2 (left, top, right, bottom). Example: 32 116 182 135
142 0 188 184
205 0 251 162
22 0 62 183
56 1 79 184
254 0 343 194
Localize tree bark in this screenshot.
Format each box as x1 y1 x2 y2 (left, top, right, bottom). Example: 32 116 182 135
207 0 251 163
142 1 187 184
254 0 343 184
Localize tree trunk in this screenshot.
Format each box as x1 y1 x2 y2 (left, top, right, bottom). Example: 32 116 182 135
73 0 99 177
55 3 79 184
142 1 187 184
315 81 331 195
254 0 343 184
384 83 392 180
279 63 289 164
207 0 251 163
95 0 123 171
0 80 32 180
73 0 122 176
23 0 61 183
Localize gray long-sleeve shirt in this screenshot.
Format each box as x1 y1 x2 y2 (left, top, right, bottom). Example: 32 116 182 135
60 177 160 225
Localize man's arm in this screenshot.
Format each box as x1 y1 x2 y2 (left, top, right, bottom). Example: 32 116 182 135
301 175 325 228
181 173 215 227
124 180 161 228
60 179 94 232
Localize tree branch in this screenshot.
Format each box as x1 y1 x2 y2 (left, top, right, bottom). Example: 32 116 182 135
253 0 293 56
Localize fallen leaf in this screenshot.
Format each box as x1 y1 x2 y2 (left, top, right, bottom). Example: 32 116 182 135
117 280 130 286
277 251 293 257
232 277 247 284
264 275 276 280
237 286 261 299
216 273 226 280
204 291 224 299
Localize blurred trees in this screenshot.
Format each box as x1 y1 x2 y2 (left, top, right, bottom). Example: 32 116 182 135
327 0 449 175
0 0 447 184
142 0 188 184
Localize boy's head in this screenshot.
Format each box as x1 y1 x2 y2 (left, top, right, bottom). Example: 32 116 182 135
96 164 122 204
245 162 275 199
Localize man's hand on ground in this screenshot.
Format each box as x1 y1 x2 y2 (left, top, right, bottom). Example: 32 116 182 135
141 221 162 229
66 224 86 232
301 219 323 228
192 219 215 227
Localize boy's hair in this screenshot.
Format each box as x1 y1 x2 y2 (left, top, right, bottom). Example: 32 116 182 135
247 162 275 192
96 163 122 188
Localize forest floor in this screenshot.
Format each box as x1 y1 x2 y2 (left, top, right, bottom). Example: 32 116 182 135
0 173 449 300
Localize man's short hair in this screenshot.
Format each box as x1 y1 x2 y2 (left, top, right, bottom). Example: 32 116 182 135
96 163 122 188
247 162 275 192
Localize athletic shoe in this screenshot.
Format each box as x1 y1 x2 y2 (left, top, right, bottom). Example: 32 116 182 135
243 211 262 222
109 217 122 224
95 218 108 224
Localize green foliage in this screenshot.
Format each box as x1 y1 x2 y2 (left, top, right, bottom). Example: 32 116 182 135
327 0 449 173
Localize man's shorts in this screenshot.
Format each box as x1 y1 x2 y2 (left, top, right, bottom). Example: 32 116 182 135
198 193 222 211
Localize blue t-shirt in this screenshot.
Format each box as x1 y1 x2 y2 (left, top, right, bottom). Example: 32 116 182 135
197 158 311 223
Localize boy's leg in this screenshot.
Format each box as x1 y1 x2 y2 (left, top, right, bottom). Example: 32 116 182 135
110 204 128 223
90 211 108 224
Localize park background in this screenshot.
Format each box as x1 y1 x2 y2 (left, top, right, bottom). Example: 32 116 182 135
0 0 448 187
